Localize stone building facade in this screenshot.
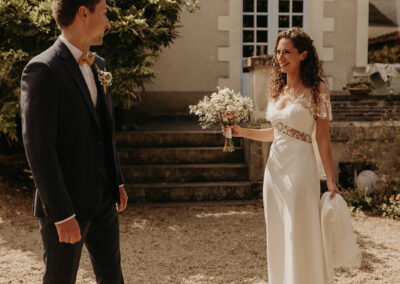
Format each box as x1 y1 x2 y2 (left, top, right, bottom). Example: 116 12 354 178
137 0 374 116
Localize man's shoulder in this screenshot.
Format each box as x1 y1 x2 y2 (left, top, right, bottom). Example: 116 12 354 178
27 44 58 68
21 43 65 86
22 51 52 79
23 40 71 79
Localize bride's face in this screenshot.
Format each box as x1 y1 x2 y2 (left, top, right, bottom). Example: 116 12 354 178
276 38 307 75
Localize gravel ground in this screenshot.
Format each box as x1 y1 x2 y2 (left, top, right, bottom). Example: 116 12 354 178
1 190 400 284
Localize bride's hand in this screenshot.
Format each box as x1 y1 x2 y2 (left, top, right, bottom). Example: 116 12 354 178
222 125 244 137
327 181 340 199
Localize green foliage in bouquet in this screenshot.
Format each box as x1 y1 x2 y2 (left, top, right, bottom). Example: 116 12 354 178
189 87 253 152
189 87 253 129
0 0 198 143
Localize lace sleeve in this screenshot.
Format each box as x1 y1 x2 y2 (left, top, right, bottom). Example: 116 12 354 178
313 92 332 120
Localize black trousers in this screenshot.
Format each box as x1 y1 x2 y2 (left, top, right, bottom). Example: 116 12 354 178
39 198 124 284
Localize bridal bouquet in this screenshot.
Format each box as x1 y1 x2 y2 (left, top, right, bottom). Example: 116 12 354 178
189 87 253 152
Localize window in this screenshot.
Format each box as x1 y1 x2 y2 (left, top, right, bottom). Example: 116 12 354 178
242 0 269 61
242 0 306 72
277 0 304 33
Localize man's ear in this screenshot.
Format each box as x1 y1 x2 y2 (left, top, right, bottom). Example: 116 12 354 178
77 6 89 21
301 50 308 61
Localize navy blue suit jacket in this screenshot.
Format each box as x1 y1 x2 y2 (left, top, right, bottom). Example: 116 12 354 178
21 38 124 223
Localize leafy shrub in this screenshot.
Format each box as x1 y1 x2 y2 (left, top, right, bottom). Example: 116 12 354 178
380 196 400 220
0 0 198 143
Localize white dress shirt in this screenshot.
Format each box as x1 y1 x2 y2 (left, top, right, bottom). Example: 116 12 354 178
59 35 98 107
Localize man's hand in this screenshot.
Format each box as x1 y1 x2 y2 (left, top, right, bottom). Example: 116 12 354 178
116 185 128 212
55 217 81 244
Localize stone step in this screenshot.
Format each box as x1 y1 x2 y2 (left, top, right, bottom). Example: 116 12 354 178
125 181 256 202
332 104 395 109
333 108 395 113
333 112 389 117
333 113 398 121
122 163 249 183
118 146 244 164
116 131 242 148
336 117 386 122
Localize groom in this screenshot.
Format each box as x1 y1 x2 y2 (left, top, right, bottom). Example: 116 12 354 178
20 0 128 283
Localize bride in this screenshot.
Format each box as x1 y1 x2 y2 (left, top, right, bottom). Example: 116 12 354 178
223 28 341 283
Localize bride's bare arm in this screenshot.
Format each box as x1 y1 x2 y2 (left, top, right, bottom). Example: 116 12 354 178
315 118 340 198
222 125 274 142
315 82 340 198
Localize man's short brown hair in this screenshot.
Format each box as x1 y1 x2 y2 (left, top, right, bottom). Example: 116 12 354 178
52 0 101 28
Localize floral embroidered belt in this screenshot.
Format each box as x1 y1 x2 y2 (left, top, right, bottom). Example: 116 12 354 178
274 122 312 143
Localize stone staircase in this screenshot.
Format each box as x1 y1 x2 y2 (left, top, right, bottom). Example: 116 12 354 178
116 129 256 202
331 93 400 121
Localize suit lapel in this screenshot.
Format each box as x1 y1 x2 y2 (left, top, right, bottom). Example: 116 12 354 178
54 38 101 131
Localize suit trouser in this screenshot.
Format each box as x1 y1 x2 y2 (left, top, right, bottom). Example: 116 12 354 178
38 201 124 284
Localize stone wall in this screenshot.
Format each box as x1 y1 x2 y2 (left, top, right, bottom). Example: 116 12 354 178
246 119 400 186
331 92 400 121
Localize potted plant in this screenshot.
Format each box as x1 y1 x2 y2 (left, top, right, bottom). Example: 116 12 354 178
344 77 375 95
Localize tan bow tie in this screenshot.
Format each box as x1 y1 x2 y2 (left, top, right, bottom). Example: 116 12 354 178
78 52 96 66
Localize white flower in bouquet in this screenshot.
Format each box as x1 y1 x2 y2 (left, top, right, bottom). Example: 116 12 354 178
189 87 253 152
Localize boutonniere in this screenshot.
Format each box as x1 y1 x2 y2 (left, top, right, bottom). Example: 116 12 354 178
94 64 113 93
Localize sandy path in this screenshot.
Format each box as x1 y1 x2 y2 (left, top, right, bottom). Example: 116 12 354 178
1 194 400 284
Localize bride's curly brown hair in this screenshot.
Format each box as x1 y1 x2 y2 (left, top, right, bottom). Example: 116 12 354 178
268 28 325 105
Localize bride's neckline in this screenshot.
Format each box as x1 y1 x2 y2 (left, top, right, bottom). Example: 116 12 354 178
274 91 309 111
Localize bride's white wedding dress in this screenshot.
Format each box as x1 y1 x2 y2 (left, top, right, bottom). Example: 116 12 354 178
264 91 333 284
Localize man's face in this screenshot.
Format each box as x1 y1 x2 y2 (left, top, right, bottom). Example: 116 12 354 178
85 0 111 46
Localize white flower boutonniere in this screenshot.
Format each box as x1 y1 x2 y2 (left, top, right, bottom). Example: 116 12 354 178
94 64 113 93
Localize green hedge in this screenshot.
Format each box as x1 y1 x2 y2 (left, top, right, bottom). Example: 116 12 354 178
0 0 198 143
